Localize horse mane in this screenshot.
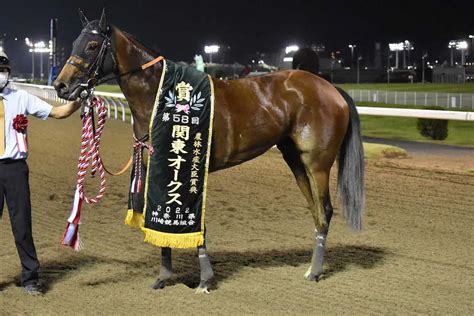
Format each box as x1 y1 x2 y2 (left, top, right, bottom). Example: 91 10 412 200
118 28 160 58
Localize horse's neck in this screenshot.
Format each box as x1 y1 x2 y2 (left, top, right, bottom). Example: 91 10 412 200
113 28 162 138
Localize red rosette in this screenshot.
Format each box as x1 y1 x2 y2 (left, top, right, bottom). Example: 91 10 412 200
13 114 28 133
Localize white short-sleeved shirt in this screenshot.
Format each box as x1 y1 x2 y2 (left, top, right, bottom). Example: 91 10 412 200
0 86 53 160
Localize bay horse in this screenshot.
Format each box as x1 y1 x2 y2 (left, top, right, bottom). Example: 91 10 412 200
54 10 364 293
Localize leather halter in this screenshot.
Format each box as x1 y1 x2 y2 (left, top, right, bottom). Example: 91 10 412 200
66 27 164 90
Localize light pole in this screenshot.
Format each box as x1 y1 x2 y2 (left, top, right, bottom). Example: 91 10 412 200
470 35 474 59
404 40 414 68
422 53 428 83
389 42 404 69
457 41 468 66
25 38 35 80
387 53 392 84
35 41 46 81
348 44 356 68
448 41 456 67
204 45 220 64
357 55 362 84
25 38 52 82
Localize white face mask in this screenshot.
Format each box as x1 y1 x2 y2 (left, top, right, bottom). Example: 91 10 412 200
0 72 9 89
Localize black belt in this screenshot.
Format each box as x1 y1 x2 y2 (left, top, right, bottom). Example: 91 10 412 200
0 158 26 164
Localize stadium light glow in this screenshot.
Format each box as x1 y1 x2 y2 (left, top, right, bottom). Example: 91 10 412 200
457 41 468 50
204 45 220 63
25 38 52 53
448 40 468 50
204 45 220 54
389 42 404 51
285 45 299 54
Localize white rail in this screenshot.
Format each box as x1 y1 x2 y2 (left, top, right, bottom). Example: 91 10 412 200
357 107 474 121
10 82 130 123
349 89 474 110
10 82 474 122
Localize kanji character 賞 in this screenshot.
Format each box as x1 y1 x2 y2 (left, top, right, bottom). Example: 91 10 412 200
175 81 193 102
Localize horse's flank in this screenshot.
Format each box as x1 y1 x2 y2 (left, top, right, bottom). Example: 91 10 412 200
113 27 349 172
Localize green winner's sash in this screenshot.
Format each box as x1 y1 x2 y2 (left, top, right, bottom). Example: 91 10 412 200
135 60 214 248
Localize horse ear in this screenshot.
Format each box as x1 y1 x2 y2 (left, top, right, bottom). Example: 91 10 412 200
99 8 107 32
78 8 89 27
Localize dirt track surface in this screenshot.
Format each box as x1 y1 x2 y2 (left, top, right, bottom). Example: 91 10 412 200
0 114 473 315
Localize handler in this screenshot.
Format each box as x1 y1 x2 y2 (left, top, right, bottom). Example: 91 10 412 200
0 51 81 295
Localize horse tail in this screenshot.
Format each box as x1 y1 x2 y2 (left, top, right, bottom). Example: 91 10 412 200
336 87 365 231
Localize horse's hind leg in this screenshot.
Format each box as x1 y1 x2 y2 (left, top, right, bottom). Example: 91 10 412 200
278 140 332 280
279 138 334 280
301 161 333 281
151 247 173 290
277 139 314 208
196 239 214 294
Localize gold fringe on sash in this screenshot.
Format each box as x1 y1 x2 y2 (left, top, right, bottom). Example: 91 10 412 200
142 228 204 249
124 209 144 229
137 60 213 249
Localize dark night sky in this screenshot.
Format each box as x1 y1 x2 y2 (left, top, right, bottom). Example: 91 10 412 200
1 0 473 74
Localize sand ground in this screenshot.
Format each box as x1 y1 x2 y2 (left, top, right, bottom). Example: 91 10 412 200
0 114 473 315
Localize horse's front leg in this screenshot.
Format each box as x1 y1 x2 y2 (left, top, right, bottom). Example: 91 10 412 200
151 247 173 290
195 240 214 294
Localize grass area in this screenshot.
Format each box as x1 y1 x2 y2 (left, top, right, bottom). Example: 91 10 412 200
359 112 474 148
338 83 474 93
363 143 407 159
96 85 122 93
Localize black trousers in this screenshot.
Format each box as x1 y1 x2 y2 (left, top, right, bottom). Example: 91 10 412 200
0 159 39 286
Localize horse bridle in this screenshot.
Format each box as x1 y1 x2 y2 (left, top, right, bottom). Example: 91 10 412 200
66 26 118 96
66 25 164 98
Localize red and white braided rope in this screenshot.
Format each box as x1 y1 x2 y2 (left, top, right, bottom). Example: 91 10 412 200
76 97 107 203
131 135 154 193
62 96 108 250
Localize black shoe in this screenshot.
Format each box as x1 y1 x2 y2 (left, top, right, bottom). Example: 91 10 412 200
23 281 43 296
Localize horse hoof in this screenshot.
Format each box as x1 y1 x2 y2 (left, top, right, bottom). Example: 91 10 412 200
151 279 166 290
195 280 211 294
304 268 323 282
305 273 322 282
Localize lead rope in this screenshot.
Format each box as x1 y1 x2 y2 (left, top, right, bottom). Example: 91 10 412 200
131 134 154 193
61 95 108 250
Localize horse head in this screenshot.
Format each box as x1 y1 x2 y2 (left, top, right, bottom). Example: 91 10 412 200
54 8 117 100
